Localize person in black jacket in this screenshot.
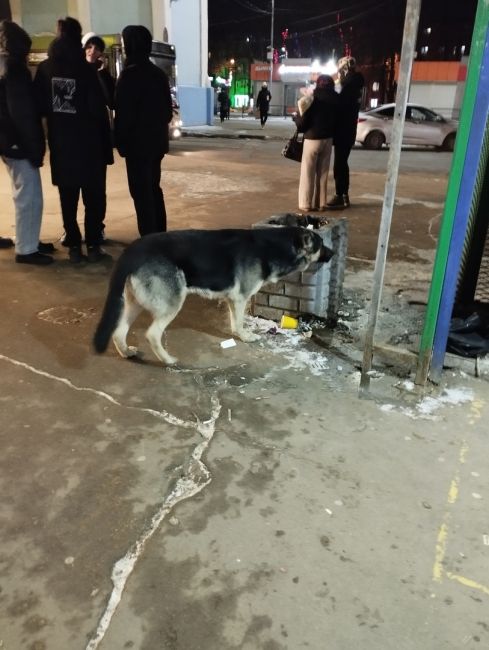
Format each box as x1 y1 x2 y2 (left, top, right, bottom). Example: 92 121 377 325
256 82 271 127
34 17 113 263
327 56 364 210
115 25 173 236
293 75 339 212
0 20 52 265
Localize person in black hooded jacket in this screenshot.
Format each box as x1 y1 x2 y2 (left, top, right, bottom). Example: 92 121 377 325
34 17 113 263
0 20 53 265
293 75 339 211
114 25 173 236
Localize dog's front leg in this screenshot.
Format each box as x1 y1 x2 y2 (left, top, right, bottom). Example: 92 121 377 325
228 298 260 342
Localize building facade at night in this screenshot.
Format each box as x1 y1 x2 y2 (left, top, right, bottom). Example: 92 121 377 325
5 0 212 126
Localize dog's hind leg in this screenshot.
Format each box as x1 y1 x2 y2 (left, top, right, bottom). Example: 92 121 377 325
112 285 143 358
228 297 260 342
145 313 181 365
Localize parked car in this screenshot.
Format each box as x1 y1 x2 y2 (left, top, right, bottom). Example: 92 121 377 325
356 103 458 151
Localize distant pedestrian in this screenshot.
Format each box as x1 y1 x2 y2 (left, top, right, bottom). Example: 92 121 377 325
218 87 230 123
293 75 339 212
327 56 364 210
0 20 53 265
34 17 113 263
256 82 271 127
115 25 173 236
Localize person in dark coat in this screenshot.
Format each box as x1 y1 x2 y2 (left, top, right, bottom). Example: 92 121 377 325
114 25 173 236
256 82 271 127
34 17 113 263
0 20 52 265
327 56 364 209
84 34 115 109
217 87 230 123
293 75 339 212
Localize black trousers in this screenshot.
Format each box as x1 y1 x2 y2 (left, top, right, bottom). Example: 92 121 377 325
259 109 269 126
333 142 353 196
58 172 106 248
125 155 166 236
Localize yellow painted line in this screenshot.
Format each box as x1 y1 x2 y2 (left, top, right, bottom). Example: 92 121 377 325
447 474 460 504
433 520 450 582
432 398 487 590
446 572 489 596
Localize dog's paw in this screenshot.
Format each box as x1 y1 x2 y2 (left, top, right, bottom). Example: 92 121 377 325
125 346 140 358
238 331 261 343
165 355 178 366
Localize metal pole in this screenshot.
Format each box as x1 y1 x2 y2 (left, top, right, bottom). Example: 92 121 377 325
359 0 421 393
269 0 274 90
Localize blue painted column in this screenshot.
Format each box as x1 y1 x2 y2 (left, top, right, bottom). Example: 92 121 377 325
429 27 489 382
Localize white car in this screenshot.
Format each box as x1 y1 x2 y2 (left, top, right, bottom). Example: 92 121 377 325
356 103 458 151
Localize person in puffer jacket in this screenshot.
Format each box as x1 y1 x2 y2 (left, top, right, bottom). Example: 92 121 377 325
293 75 339 212
0 20 53 265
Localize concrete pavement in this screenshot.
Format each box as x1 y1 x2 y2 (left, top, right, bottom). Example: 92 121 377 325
0 134 488 650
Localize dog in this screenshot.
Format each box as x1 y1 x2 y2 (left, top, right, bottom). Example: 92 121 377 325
93 227 334 364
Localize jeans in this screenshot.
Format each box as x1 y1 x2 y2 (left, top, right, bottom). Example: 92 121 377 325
125 155 166 236
2 156 43 255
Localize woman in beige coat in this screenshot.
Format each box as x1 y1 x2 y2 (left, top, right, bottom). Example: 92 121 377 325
293 75 339 211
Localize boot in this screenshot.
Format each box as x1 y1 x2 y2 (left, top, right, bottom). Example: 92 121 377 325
87 245 112 263
69 245 87 264
16 251 53 265
326 194 347 210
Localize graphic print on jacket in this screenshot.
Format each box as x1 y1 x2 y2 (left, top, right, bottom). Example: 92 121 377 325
52 77 76 113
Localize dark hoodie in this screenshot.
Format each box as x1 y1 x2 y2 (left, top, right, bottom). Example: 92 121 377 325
0 20 45 166
294 82 339 140
33 17 113 186
114 25 173 158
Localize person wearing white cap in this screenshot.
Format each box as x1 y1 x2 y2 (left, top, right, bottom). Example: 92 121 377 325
326 56 364 210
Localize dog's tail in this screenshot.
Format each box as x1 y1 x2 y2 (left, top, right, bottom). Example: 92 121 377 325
93 257 131 354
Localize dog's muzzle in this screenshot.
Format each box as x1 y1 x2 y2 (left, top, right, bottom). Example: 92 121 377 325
318 244 334 263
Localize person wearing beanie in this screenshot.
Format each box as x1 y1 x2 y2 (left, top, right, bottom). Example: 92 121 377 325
326 56 365 210
256 82 271 127
114 25 173 235
293 74 339 212
34 16 113 263
0 20 53 265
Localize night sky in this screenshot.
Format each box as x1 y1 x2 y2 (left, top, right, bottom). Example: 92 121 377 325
208 0 478 71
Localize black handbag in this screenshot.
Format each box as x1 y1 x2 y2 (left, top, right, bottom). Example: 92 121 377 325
282 130 303 162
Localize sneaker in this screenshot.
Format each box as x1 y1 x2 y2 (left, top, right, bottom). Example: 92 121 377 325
343 194 350 208
326 195 347 209
16 251 53 265
38 241 57 254
87 245 112 263
69 246 87 264
0 236 14 249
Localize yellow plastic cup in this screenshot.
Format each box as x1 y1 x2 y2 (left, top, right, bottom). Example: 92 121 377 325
280 314 299 329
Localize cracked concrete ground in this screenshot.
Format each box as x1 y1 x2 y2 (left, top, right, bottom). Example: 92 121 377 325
1 123 489 649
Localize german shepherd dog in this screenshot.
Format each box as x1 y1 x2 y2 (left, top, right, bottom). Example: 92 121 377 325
93 228 333 365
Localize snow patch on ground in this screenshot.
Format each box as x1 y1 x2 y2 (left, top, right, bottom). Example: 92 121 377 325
380 387 474 420
246 316 331 377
